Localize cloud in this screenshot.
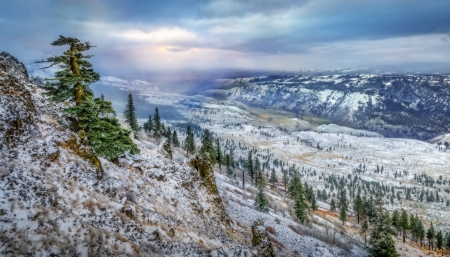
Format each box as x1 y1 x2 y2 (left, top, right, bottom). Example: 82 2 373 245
1 0 450 78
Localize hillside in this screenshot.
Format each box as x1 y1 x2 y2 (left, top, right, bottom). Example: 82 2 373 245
205 74 450 140
0 53 259 256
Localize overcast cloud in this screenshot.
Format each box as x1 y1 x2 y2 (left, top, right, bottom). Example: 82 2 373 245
1 0 449 79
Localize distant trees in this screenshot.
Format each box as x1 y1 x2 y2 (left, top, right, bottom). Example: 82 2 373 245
124 93 139 135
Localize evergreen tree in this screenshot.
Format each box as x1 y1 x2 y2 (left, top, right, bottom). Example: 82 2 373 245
369 212 399 257
339 204 347 224
229 147 235 169
427 223 435 250
444 232 450 252
163 138 172 160
184 125 195 155
269 168 278 186
36 35 99 109
153 107 162 140
293 185 308 223
338 188 348 224
97 94 115 118
282 169 289 191
225 154 233 176
436 230 443 252
124 94 139 133
330 198 336 212
246 151 254 185
353 190 363 224
172 130 180 147
400 209 409 243
144 115 152 133
254 157 262 187
254 185 269 213
37 36 138 163
200 129 215 163
360 219 369 245
215 138 223 170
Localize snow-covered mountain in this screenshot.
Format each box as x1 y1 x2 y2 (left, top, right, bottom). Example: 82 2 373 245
0 53 264 256
206 74 450 140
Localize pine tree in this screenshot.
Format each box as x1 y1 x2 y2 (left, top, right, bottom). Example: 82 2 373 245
427 223 435 250
436 230 443 252
400 209 409 243
37 36 138 163
330 198 336 212
225 154 233 176
369 212 399 257
200 129 215 163
246 151 254 185
339 204 347 224
360 219 369 245
97 94 115 118
36 35 100 109
282 170 289 191
172 130 180 147
338 189 348 224
293 186 308 223
254 185 269 213
144 115 152 133
153 107 162 141
124 94 139 133
254 157 262 187
353 190 363 224
215 138 222 170
269 168 278 186
163 138 172 160
184 125 195 155
444 232 450 252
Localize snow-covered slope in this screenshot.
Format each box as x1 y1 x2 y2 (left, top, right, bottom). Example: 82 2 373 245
0 52 255 256
209 74 450 140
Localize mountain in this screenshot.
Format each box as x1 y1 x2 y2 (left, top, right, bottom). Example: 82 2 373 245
205 74 450 140
0 52 266 256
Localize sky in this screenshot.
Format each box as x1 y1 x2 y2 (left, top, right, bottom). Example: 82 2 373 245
1 0 450 80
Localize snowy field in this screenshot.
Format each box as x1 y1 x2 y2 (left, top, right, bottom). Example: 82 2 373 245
144 92 450 234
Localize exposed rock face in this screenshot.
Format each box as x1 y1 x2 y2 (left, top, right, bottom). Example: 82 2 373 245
0 52 38 150
251 219 275 257
190 153 230 223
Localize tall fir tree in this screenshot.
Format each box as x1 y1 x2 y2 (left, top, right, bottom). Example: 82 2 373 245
246 151 254 185
427 222 435 250
153 107 162 141
330 198 336 212
200 129 215 163
254 157 262 187
144 115 152 133
184 125 195 155
36 36 99 109
360 219 369 245
353 190 363 224
172 130 180 147
269 168 278 186
254 185 269 213
215 138 223 170
436 230 443 252
225 154 233 176
124 94 139 134
37 36 139 164
369 211 399 257
400 209 409 243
